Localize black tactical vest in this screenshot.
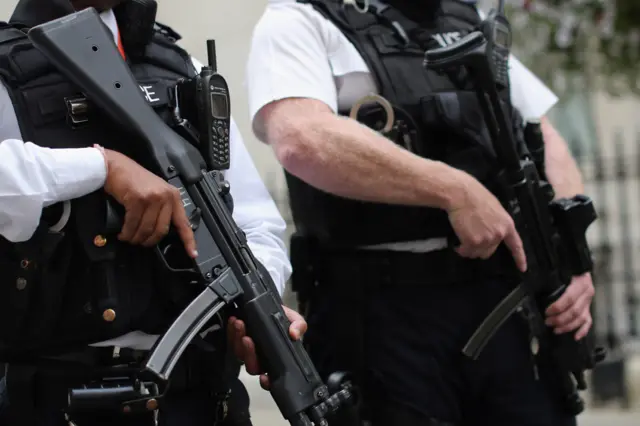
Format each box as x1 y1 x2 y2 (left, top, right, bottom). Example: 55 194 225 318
0 11 198 360
288 0 528 247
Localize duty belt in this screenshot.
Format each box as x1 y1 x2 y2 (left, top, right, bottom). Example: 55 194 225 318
316 244 517 287
3 343 234 426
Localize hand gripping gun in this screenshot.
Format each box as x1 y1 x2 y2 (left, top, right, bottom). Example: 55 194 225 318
423 0 606 416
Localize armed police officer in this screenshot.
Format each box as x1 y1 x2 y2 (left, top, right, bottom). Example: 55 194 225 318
242 0 596 425
0 0 307 425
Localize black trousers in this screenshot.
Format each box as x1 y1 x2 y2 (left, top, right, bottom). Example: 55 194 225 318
302 250 579 426
0 343 252 426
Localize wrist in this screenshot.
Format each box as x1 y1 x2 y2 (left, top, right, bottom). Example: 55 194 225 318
430 162 471 212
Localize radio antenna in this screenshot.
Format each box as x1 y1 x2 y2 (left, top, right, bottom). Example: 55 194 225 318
498 0 506 14
206 39 217 73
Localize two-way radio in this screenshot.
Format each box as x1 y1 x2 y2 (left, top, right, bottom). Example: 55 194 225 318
197 40 231 171
480 0 512 89
172 40 231 171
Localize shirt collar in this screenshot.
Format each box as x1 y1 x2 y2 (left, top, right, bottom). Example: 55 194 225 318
99 9 119 47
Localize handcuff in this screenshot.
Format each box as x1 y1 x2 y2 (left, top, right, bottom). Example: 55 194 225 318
342 0 370 14
349 94 395 135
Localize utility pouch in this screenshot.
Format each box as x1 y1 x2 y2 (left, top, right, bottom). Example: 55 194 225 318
0 223 72 357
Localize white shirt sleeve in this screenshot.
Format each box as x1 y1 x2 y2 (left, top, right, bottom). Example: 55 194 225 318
508 55 559 121
0 83 107 243
246 7 338 140
190 55 292 295
475 8 558 120
225 117 292 296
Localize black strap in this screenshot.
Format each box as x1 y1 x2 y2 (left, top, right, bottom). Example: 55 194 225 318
0 26 25 45
153 21 182 42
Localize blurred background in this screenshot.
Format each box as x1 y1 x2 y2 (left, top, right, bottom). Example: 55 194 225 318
2 0 640 424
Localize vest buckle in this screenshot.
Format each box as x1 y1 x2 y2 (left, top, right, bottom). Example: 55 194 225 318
65 95 92 128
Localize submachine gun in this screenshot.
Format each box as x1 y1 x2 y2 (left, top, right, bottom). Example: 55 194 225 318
423 0 606 416
28 8 354 426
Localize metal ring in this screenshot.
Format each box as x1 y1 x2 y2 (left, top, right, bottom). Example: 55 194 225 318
343 0 370 14
349 94 395 134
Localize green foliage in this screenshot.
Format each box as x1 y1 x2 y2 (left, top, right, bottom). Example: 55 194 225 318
506 0 640 96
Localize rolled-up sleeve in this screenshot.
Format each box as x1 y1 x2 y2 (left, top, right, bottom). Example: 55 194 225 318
224 117 292 295
246 6 339 140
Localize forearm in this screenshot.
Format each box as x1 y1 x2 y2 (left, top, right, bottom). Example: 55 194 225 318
540 117 585 198
264 100 466 210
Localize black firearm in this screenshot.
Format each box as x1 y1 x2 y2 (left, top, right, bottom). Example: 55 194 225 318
28 8 353 426
423 7 606 417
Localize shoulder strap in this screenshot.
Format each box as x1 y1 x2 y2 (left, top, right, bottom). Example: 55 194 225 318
0 23 55 88
153 21 182 43
439 0 483 27
0 23 27 45
142 31 197 77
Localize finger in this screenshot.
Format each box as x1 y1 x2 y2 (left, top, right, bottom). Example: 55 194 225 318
284 307 307 340
546 282 583 316
130 202 162 245
227 317 239 346
259 375 270 391
171 192 198 258
142 202 172 247
242 336 261 376
118 202 143 242
231 320 247 360
545 291 591 328
574 316 593 341
455 244 479 259
503 228 527 272
553 311 589 335
478 242 500 260
289 319 307 341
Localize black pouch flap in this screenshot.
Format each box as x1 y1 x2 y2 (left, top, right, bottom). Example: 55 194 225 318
0 226 71 348
72 192 117 263
8 42 55 84
21 78 83 129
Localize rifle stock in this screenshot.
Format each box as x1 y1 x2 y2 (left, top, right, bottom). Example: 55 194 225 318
28 8 354 426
